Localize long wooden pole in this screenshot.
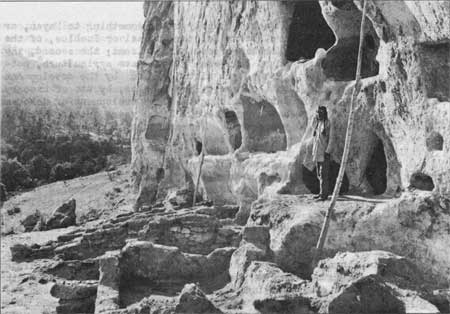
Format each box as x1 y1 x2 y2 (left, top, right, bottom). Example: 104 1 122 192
312 0 368 266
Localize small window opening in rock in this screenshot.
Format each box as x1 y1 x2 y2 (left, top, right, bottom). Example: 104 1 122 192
418 42 450 101
379 81 386 93
285 1 335 62
241 95 287 153
195 139 203 155
365 137 387 195
145 115 170 143
224 110 242 150
409 172 435 191
302 161 349 195
426 131 444 151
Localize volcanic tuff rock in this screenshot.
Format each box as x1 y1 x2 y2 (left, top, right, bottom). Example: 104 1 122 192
248 191 450 287
46 198 77 230
132 0 449 215
9 191 449 313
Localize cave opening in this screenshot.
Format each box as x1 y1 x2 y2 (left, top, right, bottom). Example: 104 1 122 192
418 42 450 101
195 139 203 155
145 115 169 143
285 1 336 62
426 131 444 151
241 95 287 153
302 161 349 195
364 137 388 195
321 2 380 81
409 172 435 191
224 110 242 151
322 34 380 81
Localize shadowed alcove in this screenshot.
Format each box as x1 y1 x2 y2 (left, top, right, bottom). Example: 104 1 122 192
426 131 444 151
145 115 170 143
409 172 435 191
241 95 287 153
195 139 203 155
224 110 242 151
285 1 336 62
321 1 380 81
364 136 388 195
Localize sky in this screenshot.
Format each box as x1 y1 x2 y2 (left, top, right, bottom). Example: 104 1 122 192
0 2 144 69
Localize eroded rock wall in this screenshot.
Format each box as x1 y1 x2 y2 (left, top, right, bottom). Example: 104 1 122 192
132 0 450 210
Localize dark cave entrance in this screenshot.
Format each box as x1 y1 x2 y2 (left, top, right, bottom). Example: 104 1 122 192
224 110 242 151
426 131 444 151
321 2 380 81
241 95 287 153
418 42 450 102
409 172 435 191
285 1 336 62
145 115 169 143
195 139 203 155
365 137 387 195
302 161 349 195
322 34 380 81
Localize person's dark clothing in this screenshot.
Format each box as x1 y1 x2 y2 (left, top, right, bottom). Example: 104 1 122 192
312 109 331 200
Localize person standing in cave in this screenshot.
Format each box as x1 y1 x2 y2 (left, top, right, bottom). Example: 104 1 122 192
312 106 332 201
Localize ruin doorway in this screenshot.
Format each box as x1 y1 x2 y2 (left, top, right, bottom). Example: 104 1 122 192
285 1 335 62
241 95 287 153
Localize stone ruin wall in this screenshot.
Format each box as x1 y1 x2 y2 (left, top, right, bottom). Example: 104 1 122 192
132 0 450 213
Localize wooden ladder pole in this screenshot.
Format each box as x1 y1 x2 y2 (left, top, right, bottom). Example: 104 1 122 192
312 0 368 266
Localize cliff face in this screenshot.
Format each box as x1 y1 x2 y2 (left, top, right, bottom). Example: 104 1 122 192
132 0 450 212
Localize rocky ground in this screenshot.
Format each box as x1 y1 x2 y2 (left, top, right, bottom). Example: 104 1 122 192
1 165 133 235
1 172 449 313
0 165 134 314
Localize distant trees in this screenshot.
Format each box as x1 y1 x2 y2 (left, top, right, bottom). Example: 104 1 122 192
0 158 33 191
29 154 51 180
0 48 133 195
1 131 129 193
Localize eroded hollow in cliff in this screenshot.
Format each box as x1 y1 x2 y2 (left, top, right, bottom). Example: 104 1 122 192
224 110 242 151
241 95 287 153
195 138 203 155
302 162 349 195
365 136 387 195
418 41 450 101
409 172 435 191
145 115 170 144
321 3 380 81
285 1 335 62
426 131 444 151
